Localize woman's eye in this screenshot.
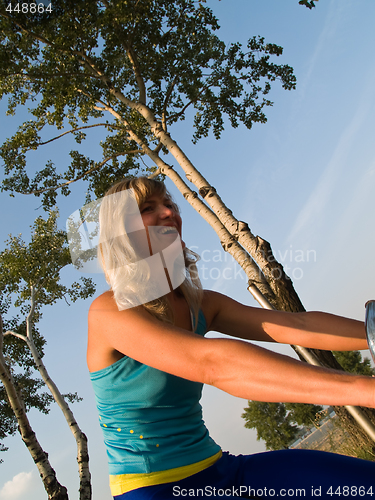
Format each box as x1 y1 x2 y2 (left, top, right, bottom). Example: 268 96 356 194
141 206 153 213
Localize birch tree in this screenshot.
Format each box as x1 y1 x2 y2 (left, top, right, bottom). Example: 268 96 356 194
0 212 95 499
1 0 374 447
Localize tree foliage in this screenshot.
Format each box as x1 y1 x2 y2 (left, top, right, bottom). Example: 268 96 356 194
283 402 324 428
333 351 374 377
242 402 300 450
0 0 297 207
299 0 318 9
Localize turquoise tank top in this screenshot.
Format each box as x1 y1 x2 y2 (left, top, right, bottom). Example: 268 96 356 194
90 310 221 476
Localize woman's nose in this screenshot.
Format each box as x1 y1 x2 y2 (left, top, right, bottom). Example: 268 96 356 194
158 205 174 218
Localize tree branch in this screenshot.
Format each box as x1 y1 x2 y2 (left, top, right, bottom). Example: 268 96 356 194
0 71 104 81
26 149 142 196
26 285 38 340
166 79 217 124
153 142 163 155
126 46 146 104
4 330 27 342
100 0 146 104
32 123 117 149
161 76 178 133
148 167 162 179
0 13 54 46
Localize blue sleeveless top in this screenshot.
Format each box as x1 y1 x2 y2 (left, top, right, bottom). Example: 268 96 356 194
90 310 221 483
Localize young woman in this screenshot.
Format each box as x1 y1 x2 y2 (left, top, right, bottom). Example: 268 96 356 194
88 177 375 499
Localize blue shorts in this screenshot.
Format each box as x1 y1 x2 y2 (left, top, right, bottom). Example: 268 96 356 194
114 449 375 499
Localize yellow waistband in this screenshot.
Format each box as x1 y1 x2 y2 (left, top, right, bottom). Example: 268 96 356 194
109 450 222 496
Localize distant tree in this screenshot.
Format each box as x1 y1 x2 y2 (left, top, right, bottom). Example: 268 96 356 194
333 351 374 377
242 402 300 450
242 401 324 450
284 402 324 428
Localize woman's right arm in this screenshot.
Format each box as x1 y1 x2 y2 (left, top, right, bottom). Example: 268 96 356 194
87 292 375 409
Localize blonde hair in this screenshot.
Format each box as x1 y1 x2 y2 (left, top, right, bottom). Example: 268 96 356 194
98 176 203 327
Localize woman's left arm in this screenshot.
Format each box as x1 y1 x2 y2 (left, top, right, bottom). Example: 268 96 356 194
203 291 368 351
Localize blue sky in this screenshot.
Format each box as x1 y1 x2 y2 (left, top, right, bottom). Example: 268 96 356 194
1 1 375 499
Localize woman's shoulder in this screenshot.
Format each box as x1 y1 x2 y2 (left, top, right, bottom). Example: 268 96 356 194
89 290 116 313
88 290 158 327
87 291 147 371
88 290 141 331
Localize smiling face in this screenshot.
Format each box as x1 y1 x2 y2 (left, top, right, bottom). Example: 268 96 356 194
98 178 188 307
139 194 185 252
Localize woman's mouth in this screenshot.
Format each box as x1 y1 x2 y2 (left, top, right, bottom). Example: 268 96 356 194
158 226 178 235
